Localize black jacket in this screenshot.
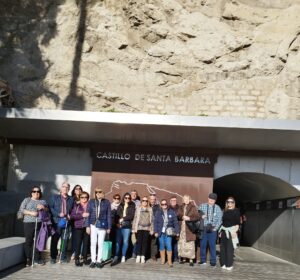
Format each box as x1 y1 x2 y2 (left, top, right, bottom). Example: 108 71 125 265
116 201 136 228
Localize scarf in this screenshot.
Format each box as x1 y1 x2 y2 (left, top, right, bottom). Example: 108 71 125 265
111 201 120 211
80 201 88 212
61 195 67 215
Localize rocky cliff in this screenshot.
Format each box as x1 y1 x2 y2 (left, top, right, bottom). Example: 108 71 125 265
0 0 300 119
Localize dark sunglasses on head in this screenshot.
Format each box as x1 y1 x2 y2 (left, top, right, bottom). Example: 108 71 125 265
32 190 40 193
227 200 235 204
80 196 88 199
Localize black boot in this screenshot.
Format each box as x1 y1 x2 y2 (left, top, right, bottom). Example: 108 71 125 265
111 256 119 266
75 259 82 267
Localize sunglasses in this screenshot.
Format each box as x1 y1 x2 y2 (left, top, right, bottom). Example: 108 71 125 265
95 191 103 194
124 196 131 199
142 200 148 202
80 196 88 199
227 201 235 204
32 190 40 193
161 203 167 206
114 197 121 200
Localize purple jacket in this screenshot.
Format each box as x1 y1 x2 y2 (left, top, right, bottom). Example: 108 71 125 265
70 203 89 229
36 210 55 252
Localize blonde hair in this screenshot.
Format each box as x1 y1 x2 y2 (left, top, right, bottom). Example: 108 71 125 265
94 188 105 199
182 194 191 204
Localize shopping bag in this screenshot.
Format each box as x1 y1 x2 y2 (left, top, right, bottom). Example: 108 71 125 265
102 240 112 261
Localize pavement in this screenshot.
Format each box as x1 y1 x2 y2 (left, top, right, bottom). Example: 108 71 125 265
1 247 300 280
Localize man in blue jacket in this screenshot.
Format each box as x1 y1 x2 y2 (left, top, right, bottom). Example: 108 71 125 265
49 182 74 264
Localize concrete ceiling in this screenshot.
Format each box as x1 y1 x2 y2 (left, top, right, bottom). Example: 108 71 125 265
214 172 300 203
1 108 300 151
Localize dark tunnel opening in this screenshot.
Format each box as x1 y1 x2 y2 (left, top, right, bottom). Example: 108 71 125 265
213 172 300 264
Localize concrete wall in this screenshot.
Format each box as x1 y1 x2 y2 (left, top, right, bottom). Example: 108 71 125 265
215 155 300 190
243 209 300 265
0 143 9 191
6 144 92 235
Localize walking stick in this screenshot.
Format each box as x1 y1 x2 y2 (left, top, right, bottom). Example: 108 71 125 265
58 219 68 263
31 217 38 267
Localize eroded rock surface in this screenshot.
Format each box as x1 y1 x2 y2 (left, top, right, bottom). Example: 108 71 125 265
0 0 300 119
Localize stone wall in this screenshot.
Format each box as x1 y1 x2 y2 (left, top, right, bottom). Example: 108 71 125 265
0 0 299 119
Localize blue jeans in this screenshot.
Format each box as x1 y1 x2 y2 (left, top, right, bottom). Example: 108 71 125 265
115 228 131 257
200 230 217 265
158 233 172 251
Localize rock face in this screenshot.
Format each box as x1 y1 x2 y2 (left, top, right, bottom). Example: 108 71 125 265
0 0 300 119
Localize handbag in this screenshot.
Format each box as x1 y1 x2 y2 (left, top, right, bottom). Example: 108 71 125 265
186 220 203 234
166 227 176 236
58 218 67 228
102 240 112 261
17 211 24 220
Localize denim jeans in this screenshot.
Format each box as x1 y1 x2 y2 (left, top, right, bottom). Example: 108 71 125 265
115 228 131 257
200 230 217 265
158 233 172 251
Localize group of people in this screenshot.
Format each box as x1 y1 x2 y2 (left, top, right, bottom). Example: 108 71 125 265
18 182 241 271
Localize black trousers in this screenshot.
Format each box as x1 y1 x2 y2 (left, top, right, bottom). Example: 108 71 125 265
50 224 70 260
150 235 158 258
73 228 90 260
24 222 41 261
220 231 234 267
136 230 150 257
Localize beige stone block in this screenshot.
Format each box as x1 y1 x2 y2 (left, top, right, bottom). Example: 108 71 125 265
251 90 261 96
241 96 257 101
210 105 223 111
229 101 244 106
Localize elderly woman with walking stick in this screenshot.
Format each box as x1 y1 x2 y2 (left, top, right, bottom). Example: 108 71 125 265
17 186 48 266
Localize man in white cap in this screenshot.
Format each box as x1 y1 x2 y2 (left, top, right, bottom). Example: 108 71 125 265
198 193 222 267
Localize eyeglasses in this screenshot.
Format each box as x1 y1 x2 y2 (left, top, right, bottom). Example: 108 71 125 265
114 197 120 200
161 203 167 206
80 196 88 199
124 196 131 200
32 190 40 193
95 191 103 194
226 201 235 204
142 200 148 202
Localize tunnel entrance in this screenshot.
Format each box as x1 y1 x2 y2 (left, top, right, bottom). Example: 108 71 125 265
213 172 300 265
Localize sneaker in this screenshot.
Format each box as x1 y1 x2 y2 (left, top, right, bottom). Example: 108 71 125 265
221 265 226 269
60 259 67 264
35 259 45 266
210 264 217 268
226 266 233 271
199 262 206 266
90 262 96 268
136 256 141 263
121 256 126 263
141 256 145 264
26 258 31 267
71 253 75 260
131 253 136 259
50 258 56 264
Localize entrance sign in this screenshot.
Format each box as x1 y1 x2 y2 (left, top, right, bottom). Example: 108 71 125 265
91 144 217 205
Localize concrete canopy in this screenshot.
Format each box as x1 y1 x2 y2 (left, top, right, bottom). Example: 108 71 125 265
1 108 300 151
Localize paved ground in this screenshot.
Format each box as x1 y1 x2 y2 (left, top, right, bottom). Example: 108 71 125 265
1 247 300 280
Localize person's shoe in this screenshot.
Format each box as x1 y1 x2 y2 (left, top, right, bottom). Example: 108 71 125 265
199 262 206 266
131 253 136 259
226 266 233 271
151 256 157 262
210 263 217 268
189 261 194 267
89 262 96 268
96 262 104 268
50 258 56 265
136 256 141 263
60 258 67 264
121 256 126 263
141 256 145 264
75 259 82 267
111 257 119 266
221 265 226 269
71 252 75 260
83 259 90 265
179 258 185 264
26 258 31 267
35 259 45 266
